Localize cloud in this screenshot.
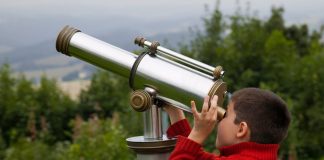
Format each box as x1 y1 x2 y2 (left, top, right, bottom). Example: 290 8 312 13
0 45 13 54
1 0 323 48
0 0 214 18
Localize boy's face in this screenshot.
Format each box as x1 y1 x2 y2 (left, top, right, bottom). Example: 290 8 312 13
216 101 245 148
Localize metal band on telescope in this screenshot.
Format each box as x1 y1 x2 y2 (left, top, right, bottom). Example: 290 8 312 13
56 25 80 56
208 79 227 121
150 41 160 54
129 51 149 89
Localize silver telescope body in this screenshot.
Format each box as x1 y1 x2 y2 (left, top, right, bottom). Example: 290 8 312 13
56 26 227 120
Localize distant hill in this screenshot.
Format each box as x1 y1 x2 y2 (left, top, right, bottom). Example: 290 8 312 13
0 29 191 82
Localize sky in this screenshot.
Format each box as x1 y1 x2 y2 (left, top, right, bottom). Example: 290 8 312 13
0 0 323 54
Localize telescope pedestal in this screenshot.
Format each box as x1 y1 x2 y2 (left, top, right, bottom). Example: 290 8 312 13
127 95 176 160
137 153 170 160
126 135 176 160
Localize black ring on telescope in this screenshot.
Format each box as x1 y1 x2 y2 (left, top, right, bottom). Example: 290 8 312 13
56 25 80 56
129 51 149 89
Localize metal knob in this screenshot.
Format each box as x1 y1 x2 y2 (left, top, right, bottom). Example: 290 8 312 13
213 66 224 79
130 90 152 112
134 36 146 47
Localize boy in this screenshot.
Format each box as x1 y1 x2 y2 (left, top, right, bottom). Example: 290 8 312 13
164 88 291 160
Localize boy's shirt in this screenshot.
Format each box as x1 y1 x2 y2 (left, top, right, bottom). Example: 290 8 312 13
167 119 279 160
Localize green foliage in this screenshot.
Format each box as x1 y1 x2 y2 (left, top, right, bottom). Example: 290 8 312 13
5 139 57 160
0 64 141 159
78 70 130 118
4 118 134 160
0 64 77 146
286 52 324 159
35 76 77 143
0 64 17 145
77 69 144 136
0 136 6 160
62 118 135 160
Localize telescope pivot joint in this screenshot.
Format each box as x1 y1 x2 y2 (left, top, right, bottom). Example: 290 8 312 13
130 87 158 112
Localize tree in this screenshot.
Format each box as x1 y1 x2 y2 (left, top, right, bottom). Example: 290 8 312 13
0 64 78 146
78 69 143 136
4 75 36 143
34 76 77 143
5 139 56 160
78 70 130 118
0 64 17 145
61 117 135 160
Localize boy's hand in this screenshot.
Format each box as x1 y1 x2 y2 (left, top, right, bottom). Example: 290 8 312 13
163 103 185 125
188 95 218 144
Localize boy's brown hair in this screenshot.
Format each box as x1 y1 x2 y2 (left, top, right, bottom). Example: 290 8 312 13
231 88 291 144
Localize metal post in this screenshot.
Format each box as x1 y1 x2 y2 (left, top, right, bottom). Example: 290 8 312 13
127 87 176 160
144 104 163 139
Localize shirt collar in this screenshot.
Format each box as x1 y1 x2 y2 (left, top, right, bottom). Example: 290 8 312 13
219 142 279 159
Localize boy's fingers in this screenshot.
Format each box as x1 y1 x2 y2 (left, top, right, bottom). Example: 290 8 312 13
191 100 199 118
210 95 218 111
201 96 210 113
210 95 218 118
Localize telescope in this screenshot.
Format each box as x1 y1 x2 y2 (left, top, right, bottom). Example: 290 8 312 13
56 25 227 159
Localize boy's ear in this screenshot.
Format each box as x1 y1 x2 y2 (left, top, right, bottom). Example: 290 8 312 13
236 122 249 139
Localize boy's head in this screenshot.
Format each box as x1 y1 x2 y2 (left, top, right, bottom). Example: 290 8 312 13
216 88 291 148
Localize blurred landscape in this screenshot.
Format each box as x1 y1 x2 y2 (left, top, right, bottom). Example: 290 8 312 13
0 0 212 82
0 0 324 160
0 30 189 82
1 0 324 82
